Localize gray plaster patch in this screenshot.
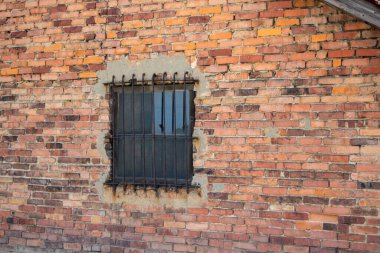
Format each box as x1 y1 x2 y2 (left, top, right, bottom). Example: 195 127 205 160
97 130 108 161
193 128 207 155
212 183 225 192
301 118 311 130
95 55 209 97
265 127 278 138
94 56 209 207
95 171 109 202
101 174 208 208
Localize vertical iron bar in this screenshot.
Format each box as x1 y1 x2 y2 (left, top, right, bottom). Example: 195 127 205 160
184 72 189 191
122 75 126 186
132 74 136 187
189 88 194 191
173 72 177 188
142 73 146 189
163 72 167 188
111 75 116 188
152 74 156 188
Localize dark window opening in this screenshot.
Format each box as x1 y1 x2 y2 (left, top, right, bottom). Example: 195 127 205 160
106 73 196 190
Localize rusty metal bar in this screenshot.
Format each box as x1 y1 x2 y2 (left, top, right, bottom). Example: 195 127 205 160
162 72 167 188
142 73 146 189
122 75 126 186
152 74 156 189
132 74 136 187
184 72 189 192
172 72 177 188
111 75 116 189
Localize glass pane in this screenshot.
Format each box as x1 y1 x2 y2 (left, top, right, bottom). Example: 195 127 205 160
154 91 190 135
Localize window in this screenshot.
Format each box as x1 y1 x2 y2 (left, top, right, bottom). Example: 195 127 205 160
106 73 195 189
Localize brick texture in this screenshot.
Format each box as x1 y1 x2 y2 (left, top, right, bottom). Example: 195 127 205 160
0 0 379 252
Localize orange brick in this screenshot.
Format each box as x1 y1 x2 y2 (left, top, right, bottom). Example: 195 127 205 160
196 41 218 49
310 214 338 223
243 38 266 46
106 31 117 39
64 59 83 65
164 221 186 228
28 45 45 52
258 28 282 37
164 18 188 26
186 222 208 230
360 129 380 136
210 32 232 40
216 57 239 65
142 38 164 45
275 18 299 26
79 72 97 78
74 50 87 57
83 56 103 65
311 34 333 43
130 45 149 53
333 59 341 67
176 9 198 16
211 13 234 22
254 63 277 70
90 216 103 224
45 44 63 51
344 22 371 31
122 20 144 29
121 39 140 46
361 146 380 154
262 187 287 195
284 9 309 17
332 86 360 95
173 42 195 51
293 0 315 7
199 6 221 14
1 68 18 75
233 46 256 55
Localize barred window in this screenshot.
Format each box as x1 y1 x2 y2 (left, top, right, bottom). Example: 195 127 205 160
106 73 195 189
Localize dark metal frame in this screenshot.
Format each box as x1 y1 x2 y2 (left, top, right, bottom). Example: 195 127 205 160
322 0 380 29
104 72 196 191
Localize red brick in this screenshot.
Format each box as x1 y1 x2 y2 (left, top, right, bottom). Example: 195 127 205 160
209 49 232 57
328 50 355 58
260 10 284 18
188 16 210 24
240 55 263 63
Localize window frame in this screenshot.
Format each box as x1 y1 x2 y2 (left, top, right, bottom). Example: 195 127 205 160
105 73 196 190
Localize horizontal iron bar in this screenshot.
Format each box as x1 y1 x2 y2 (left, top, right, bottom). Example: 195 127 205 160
105 180 195 188
104 80 196 86
113 134 191 138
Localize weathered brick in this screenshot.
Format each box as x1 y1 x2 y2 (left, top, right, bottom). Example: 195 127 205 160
338 216 365 225
209 49 232 57
350 138 378 146
11 31 27 38
188 16 210 24
62 26 82 33
291 26 317 34
240 55 263 63
53 20 72 27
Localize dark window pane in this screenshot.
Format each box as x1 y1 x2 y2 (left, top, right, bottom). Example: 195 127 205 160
112 83 194 187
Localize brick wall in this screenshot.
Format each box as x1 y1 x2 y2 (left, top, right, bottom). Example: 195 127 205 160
0 0 379 252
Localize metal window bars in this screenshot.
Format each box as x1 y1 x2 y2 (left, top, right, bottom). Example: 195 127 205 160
105 72 196 191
